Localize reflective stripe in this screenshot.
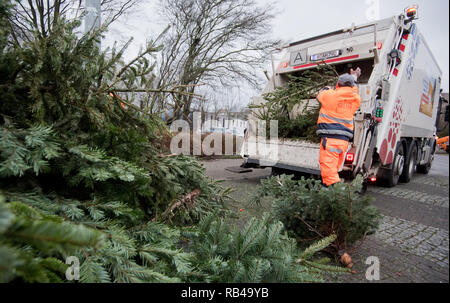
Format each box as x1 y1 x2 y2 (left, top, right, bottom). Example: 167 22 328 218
317 123 354 139
328 148 343 154
319 113 354 125
317 123 353 133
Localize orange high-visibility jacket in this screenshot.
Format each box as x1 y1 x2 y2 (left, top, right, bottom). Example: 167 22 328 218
316 86 361 141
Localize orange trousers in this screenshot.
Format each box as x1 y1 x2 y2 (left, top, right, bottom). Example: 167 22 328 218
319 137 349 186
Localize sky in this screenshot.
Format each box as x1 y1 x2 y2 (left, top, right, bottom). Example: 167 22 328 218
262 0 449 91
104 0 450 107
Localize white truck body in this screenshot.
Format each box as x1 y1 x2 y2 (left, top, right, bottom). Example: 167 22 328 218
241 10 442 185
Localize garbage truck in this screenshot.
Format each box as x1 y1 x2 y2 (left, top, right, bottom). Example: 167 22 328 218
240 6 442 187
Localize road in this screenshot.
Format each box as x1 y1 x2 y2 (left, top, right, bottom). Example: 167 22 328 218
201 152 449 283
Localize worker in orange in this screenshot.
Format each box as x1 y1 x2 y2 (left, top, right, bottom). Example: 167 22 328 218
316 68 362 187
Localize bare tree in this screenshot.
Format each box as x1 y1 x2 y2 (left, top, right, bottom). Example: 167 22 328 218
100 0 140 26
152 0 280 124
190 90 221 125
8 0 139 44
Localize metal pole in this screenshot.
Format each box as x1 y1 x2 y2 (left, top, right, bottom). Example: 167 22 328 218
270 52 276 89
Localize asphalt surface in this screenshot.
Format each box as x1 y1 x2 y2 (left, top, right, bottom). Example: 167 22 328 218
201 152 449 283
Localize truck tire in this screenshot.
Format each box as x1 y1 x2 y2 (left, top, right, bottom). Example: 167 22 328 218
417 140 436 174
380 140 405 188
400 141 417 183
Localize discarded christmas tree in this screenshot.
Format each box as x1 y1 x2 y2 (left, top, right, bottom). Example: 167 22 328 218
250 64 338 143
252 175 381 268
0 1 349 282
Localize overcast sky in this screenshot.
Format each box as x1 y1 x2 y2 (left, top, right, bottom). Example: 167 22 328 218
105 0 449 105
263 0 449 91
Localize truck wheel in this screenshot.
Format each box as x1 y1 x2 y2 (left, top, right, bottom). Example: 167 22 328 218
417 140 436 174
380 141 405 187
400 141 417 183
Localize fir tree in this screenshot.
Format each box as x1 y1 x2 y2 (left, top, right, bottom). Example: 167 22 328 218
250 64 338 142
252 175 381 255
0 1 350 283
181 213 349 282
